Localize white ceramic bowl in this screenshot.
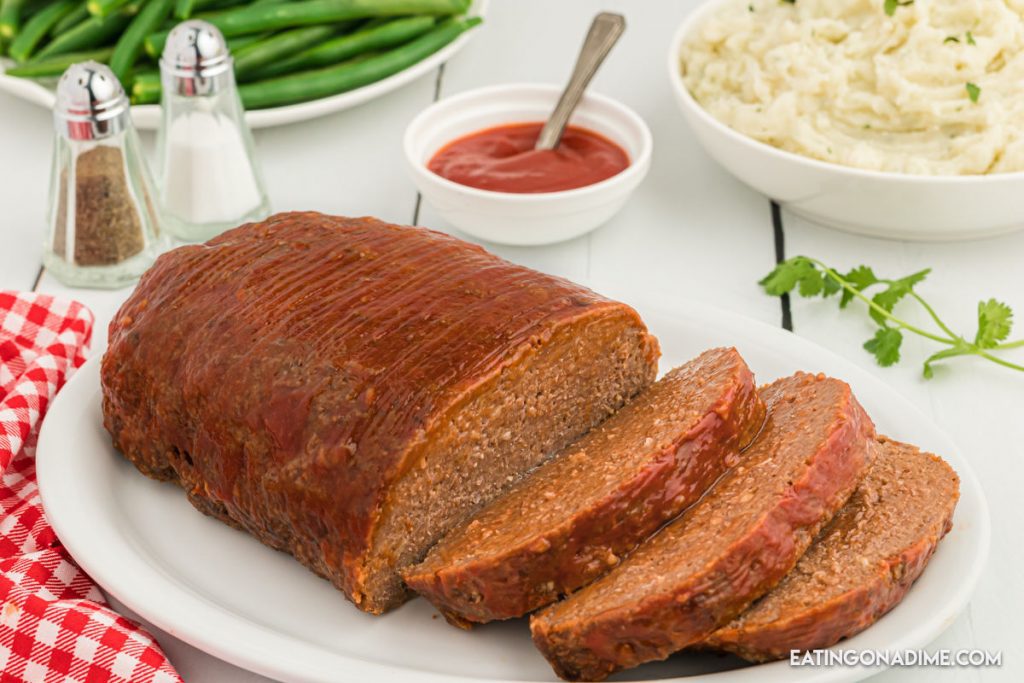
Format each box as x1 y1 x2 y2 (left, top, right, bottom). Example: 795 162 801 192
404 83 652 246
668 0 1024 241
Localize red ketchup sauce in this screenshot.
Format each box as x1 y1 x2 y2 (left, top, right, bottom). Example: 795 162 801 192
427 122 630 193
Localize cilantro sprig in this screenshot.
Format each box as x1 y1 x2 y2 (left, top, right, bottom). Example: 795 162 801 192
760 256 1024 378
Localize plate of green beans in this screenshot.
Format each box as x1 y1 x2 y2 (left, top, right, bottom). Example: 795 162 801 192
0 0 485 128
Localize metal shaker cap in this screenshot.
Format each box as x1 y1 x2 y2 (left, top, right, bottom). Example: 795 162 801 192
54 61 130 141
161 20 233 95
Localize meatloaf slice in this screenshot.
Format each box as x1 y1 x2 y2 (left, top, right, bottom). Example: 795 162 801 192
404 348 766 625
530 372 875 682
101 212 660 615
704 436 960 661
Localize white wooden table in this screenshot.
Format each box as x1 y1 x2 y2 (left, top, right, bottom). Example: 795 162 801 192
1 1 1021 681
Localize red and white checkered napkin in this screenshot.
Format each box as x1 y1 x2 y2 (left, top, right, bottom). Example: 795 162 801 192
0 291 181 683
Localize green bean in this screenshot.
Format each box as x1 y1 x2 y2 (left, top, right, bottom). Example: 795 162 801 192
87 0 131 18
142 27 165 57
110 0 171 81
143 0 283 57
173 0 231 15
145 25 267 59
24 0 59 12
200 0 249 10
226 30 264 50
173 0 192 19
211 0 468 38
240 16 479 109
247 15 435 81
6 45 114 76
8 0 77 62
129 69 159 103
233 24 337 80
0 0 26 40
51 4 88 36
35 1 139 59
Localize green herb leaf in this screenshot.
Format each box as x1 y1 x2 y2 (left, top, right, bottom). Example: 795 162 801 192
944 35 960 44
864 327 903 366
838 265 879 308
822 272 842 297
884 0 913 16
798 267 824 296
966 30 976 45
899 269 930 290
966 82 981 103
869 289 903 325
975 298 1013 348
758 256 816 296
868 269 929 325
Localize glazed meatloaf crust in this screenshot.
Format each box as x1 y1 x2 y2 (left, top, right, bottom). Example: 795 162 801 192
101 212 660 614
404 348 767 625
530 372 875 682
704 436 960 661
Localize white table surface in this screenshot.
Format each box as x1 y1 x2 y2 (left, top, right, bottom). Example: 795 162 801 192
1 1 1021 682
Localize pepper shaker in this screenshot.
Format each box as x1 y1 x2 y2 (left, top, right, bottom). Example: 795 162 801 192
44 62 166 289
156 20 270 242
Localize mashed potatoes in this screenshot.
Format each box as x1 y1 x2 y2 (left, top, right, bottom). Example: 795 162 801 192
681 0 1024 174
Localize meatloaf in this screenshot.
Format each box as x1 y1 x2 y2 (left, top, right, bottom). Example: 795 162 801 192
404 347 766 625
704 436 960 661
101 212 660 614
530 372 876 682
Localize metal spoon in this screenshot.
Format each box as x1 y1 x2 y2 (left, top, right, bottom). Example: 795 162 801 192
535 12 626 151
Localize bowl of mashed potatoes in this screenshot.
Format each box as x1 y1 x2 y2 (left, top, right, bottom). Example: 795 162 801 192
669 0 1024 240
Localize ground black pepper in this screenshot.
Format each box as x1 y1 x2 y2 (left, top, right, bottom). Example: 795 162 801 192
52 145 145 266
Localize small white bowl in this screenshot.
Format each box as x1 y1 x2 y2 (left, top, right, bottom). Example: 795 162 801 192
404 83 652 246
668 0 1024 241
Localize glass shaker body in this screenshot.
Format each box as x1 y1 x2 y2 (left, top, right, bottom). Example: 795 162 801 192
44 62 166 289
156 20 270 243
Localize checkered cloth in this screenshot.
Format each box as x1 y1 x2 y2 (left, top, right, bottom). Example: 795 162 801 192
0 291 181 683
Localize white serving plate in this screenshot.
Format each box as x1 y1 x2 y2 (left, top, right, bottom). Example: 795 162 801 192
36 296 989 683
0 0 486 130
667 0 1024 241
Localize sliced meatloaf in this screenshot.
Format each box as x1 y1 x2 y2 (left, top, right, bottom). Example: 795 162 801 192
704 436 960 661
530 372 875 682
101 212 660 614
404 347 767 625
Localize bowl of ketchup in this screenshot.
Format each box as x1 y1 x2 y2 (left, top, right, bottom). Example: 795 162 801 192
405 83 652 246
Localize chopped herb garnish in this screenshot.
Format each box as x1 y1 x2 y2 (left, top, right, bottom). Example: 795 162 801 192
966 30 976 45
760 257 1024 377
884 0 914 16
966 82 981 103
749 4 754 11
944 35 960 44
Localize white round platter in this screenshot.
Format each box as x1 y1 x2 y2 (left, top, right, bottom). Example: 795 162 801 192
36 295 989 683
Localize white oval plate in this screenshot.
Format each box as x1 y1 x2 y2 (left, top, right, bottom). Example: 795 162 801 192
36 296 989 683
0 0 486 130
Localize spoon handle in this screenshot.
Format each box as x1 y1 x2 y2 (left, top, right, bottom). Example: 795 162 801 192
535 12 626 151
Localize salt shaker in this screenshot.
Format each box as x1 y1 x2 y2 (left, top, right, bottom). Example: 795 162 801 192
44 62 165 289
156 20 270 242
